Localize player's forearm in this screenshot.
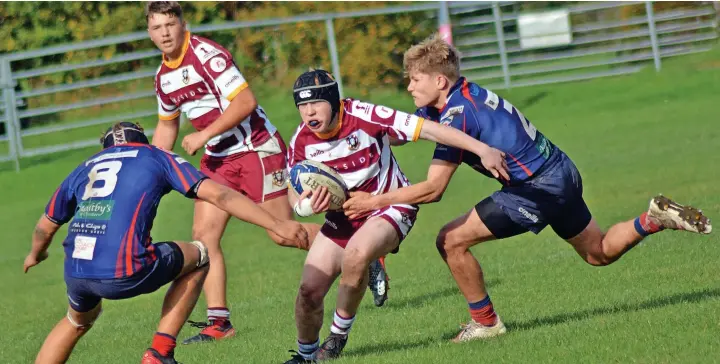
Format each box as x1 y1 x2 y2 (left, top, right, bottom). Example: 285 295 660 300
419 121 491 158
373 180 442 208
152 118 180 150
29 217 59 256
202 182 280 231
200 96 257 141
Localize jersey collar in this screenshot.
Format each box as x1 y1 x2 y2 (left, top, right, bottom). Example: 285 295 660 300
162 31 191 69
314 101 345 140
437 77 466 115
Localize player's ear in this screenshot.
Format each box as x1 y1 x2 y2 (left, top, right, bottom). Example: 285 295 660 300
435 73 447 90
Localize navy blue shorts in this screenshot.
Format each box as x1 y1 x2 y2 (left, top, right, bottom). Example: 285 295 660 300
476 149 592 240
64 242 184 312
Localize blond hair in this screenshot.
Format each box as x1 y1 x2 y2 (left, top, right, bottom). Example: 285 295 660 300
403 33 461 82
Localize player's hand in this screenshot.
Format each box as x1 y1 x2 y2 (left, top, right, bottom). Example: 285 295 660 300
23 250 48 273
299 186 331 214
181 131 210 156
480 147 510 182
273 220 309 248
343 191 375 220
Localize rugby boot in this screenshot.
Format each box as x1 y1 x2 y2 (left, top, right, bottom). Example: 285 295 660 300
315 333 348 360
368 257 389 307
648 195 712 234
141 348 178 364
452 316 507 343
283 350 317 364
181 319 236 345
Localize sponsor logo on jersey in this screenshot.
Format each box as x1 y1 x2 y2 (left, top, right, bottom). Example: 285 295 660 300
197 45 221 63
224 75 240 89
484 90 499 110
374 105 394 119
210 57 227 73
440 105 464 125
469 83 480 96
76 200 114 220
518 207 539 223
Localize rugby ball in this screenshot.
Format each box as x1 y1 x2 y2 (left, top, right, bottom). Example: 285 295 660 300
289 160 348 213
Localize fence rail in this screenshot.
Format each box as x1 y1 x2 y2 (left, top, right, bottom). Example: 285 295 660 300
0 1 717 172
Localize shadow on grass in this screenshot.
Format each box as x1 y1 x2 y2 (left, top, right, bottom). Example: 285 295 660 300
382 279 500 310
345 287 720 358
505 287 720 332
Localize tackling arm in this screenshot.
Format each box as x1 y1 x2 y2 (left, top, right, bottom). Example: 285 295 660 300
196 178 278 230
375 159 458 207
418 120 510 181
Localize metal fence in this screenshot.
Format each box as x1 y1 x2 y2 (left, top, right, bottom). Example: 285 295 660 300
452 1 718 88
0 1 717 172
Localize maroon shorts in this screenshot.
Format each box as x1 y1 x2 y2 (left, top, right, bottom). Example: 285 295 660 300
321 204 419 251
200 133 288 203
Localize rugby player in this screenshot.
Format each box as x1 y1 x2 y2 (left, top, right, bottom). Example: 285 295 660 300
343 34 713 342
145 1 330 342
283 69 507 362
24 122 308 363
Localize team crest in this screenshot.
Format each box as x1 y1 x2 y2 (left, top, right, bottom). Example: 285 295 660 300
401 212 412 225
182 69 189 84
271 170 286 187
345 135 360 151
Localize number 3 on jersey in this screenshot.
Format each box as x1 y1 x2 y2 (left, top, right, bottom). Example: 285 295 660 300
82 161 122 200
486 90 537 140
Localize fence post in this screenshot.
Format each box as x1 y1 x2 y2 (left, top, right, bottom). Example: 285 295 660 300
646 1 662 72
438 0 453 45
0 58 21 172
492 2 511 89
325 18 345 99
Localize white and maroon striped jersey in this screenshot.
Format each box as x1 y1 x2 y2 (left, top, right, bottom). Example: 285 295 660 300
287 98 425 196
154 32 276 157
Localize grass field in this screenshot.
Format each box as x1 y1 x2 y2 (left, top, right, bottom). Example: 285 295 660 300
1 49 719 364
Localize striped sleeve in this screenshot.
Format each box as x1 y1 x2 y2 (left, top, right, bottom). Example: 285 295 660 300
44 176 77 225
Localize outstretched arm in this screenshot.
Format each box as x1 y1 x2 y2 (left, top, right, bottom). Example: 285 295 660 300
195 179 308 245
342 159 459 219
418 120 509 181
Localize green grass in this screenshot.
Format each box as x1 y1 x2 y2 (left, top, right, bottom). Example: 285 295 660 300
1 48 720 364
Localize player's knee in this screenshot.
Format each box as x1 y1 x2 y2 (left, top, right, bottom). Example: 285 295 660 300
435 227 462 258
66 308 102 334
584 253 613 266
297 282 324 309
189 240 210 268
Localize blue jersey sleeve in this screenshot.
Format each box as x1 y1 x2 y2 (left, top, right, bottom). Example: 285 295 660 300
432 112 470 164
154 149 208 197
44 175 78 225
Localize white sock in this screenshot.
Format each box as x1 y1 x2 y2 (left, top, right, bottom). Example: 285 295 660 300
330 310 356 335
207 307 230 322
297 339 319 359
